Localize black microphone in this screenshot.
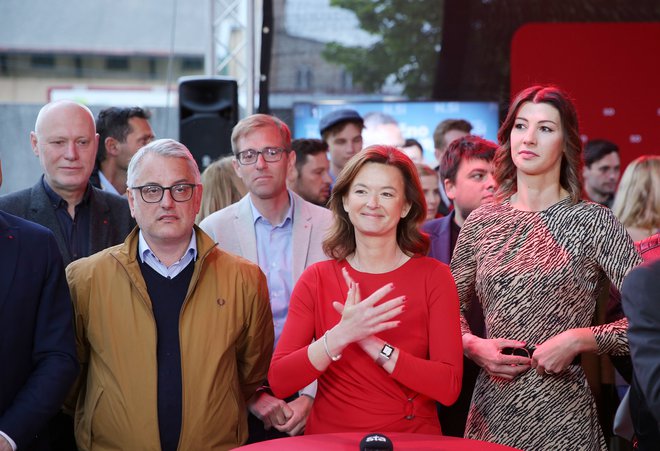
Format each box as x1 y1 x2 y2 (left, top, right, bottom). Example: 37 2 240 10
359 433 393 451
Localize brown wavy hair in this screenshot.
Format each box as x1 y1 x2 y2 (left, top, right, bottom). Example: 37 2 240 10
494 85 583 204
323 145 429 260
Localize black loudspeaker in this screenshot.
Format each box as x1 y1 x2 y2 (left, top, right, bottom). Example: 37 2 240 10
178 76 238 170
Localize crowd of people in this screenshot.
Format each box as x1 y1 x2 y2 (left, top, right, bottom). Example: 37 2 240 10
0 84 658 451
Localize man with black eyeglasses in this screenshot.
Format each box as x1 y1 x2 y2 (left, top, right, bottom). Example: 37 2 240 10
66 139 274 450
200 114 332 442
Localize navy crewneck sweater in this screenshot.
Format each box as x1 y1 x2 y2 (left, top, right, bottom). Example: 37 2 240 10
138 256 195 451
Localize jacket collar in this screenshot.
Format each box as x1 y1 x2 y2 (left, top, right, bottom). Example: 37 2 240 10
113 225 216 265
109 225 218 310
28 178 116 264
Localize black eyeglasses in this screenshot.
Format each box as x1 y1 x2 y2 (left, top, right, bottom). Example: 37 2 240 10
235 147 286 165
131 184 198 203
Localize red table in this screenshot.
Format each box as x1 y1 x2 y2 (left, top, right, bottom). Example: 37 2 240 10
235 432 521 450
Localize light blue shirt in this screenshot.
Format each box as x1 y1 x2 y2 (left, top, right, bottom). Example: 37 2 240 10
98 169 124 196
138 230 198 279
249 193 294 347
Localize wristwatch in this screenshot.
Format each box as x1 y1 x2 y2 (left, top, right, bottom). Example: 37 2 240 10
375 343 395 366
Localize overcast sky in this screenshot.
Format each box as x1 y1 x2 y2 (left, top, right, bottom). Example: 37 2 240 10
285 0 379 46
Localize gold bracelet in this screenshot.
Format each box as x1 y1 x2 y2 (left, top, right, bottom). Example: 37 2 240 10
323 331 342 362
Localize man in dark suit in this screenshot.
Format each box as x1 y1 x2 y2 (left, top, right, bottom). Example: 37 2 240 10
0 101 134 450
621 240 660 450
89 106 154 196
422 135 496 437
0 100 135 267
0 160 79 451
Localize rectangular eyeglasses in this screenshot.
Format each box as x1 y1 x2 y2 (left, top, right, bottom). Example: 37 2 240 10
235 147 286 165
131 184 198 203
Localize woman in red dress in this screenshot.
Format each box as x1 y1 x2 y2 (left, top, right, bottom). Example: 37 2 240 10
269 145 463 435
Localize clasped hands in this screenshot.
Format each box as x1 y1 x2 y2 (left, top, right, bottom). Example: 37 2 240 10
250 269 405 435
329 268 405 350
248 390 313 436
463 329 583 380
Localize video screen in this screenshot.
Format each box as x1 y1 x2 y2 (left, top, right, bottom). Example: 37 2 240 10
293 100 500 165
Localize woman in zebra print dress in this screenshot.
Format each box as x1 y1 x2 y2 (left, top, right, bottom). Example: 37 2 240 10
450 85 641 450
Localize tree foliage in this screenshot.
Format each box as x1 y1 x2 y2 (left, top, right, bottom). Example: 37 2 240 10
323 0 443 99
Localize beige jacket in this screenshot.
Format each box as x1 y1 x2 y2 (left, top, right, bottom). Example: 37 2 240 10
66 226 274 450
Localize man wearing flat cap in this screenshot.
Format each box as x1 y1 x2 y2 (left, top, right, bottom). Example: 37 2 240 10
318 109 363 184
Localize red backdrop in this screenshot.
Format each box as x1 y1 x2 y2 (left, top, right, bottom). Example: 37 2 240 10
510 22 660 170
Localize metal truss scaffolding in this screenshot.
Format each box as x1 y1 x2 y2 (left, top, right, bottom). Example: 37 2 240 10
207 0 260 115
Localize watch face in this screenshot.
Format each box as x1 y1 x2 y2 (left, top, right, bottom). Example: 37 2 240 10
381 344 394 358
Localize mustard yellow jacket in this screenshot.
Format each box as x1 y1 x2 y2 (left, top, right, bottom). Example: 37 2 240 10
66 226 274 450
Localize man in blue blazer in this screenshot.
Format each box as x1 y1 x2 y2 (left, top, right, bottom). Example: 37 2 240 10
0 100 135 267
0 162 78 451
422 135 496 437
423 135 497 264
200 114 331 442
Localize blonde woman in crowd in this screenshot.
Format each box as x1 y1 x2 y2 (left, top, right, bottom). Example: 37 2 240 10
612 155 660 241
196 155 247 224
